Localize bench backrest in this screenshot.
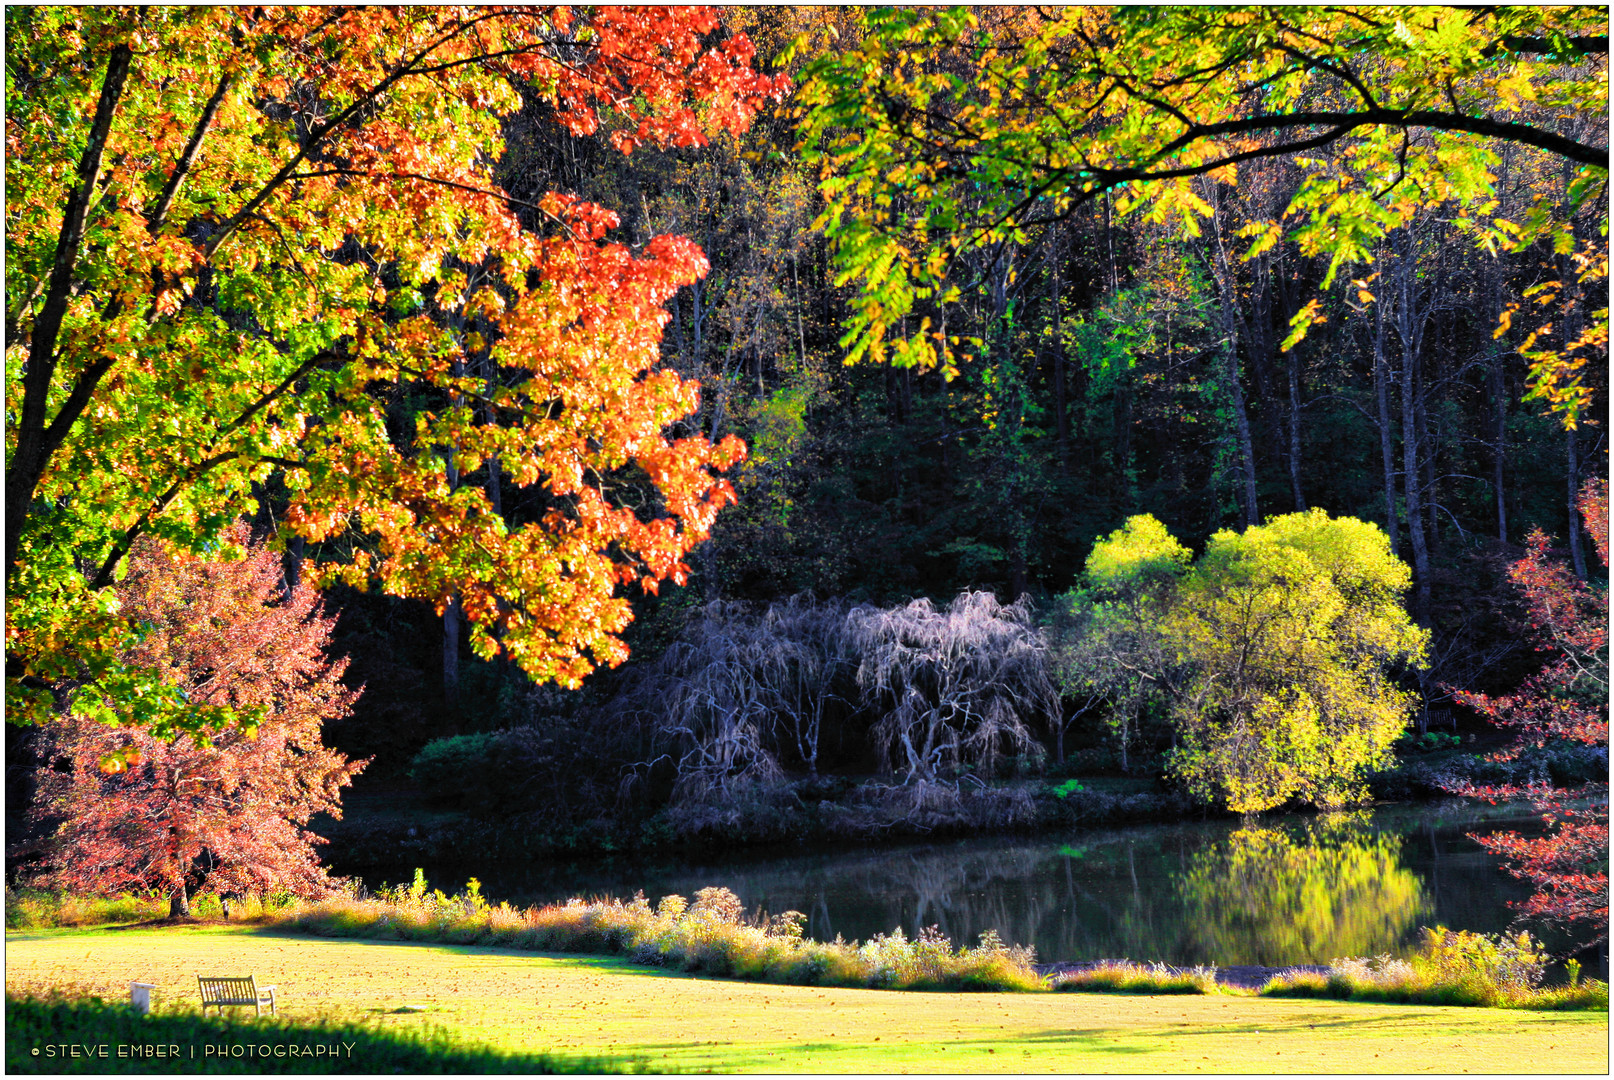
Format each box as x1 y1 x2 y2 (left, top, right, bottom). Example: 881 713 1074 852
198 976 259 1002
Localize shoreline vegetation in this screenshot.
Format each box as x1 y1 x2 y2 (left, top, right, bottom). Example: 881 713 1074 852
8 882 1605 1012
314 740 1609 868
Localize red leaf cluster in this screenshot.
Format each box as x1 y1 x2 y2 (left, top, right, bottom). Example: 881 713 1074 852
1451 477 1609 946
26 524 365 909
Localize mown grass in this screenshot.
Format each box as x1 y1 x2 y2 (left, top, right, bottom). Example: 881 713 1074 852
6 926 1606 1074
5 991 625 1074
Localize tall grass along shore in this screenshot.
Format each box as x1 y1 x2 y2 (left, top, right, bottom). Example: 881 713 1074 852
9 879 1604 1010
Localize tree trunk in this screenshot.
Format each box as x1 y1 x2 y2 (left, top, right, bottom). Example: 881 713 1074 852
1560 238 1588 579
1286 348 1306 511
282 534 305 605
691 273 707 373
1373 301 1401 557
1226 342 1259 529
6 44 134 580
671 288 688 371
1203 201 1260 528
1390 229 1431 622
443 356 464 710
483 456 504 519
169 883 190 918
1052 232 1069 472
1489 326 1509 545
1568 426 1587 579
792 252 808 370
1488 148 1514 545
1401 320 1431 623
443 595 461 709
1417 383 1438 548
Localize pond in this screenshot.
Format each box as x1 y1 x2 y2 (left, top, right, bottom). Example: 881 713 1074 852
345 799 1606 977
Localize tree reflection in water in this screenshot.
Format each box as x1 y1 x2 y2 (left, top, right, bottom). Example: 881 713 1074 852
1167 813 1429 964
725 815 1427 967
356 804 1555 970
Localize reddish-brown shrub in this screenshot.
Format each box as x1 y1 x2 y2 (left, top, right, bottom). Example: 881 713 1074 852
25 523 365 915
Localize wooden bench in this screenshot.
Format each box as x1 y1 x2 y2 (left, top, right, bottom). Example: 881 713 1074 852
196 975 277 1017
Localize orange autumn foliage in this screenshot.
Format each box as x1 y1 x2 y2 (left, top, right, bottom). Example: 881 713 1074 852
6 7 789 733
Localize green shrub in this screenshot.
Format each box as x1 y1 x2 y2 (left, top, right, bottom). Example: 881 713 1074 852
408 733 504 811
6 888 169 929
1412 926 1546 1003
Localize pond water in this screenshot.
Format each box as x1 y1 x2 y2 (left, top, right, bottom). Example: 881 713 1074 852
345 799 1606 977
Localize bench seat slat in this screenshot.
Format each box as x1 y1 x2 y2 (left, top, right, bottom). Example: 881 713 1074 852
197 975 276 1017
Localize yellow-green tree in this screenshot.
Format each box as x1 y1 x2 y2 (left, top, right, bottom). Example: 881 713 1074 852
1052 515 1189 770
1061 510 1427 812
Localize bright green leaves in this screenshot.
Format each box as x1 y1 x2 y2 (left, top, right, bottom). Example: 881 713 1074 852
1169 511 1428 812
799 5 1606 413
1058 510 1427 814
1084 515 1190 596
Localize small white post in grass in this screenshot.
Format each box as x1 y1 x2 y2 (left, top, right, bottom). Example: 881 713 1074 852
129 982 157 1014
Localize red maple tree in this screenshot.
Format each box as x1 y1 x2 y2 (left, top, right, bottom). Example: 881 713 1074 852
1453 477 1609 947
26 523 365 916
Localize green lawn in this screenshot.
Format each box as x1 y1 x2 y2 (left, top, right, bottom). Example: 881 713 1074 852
7 926 1606 1073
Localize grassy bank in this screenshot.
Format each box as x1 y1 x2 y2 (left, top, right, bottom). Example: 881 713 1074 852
1258 929 1608 1011
12 881 1605 1010
282 883 1604 1010
6 926 1607 1073
288 883 1045 992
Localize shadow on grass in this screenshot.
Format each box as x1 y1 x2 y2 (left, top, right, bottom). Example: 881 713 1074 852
6 995 646 1074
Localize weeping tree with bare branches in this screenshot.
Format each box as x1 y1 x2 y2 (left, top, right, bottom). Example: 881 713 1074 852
613 591 1061 820
754 596 860 779
611 598 858 822
847 592 1057 785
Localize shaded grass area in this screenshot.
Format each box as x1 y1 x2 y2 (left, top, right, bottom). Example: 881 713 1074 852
5 993 624 1074
5 926 1607 1074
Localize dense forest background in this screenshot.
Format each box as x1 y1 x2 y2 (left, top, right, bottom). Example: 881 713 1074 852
277 9 1605 793
7 9 1603 858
